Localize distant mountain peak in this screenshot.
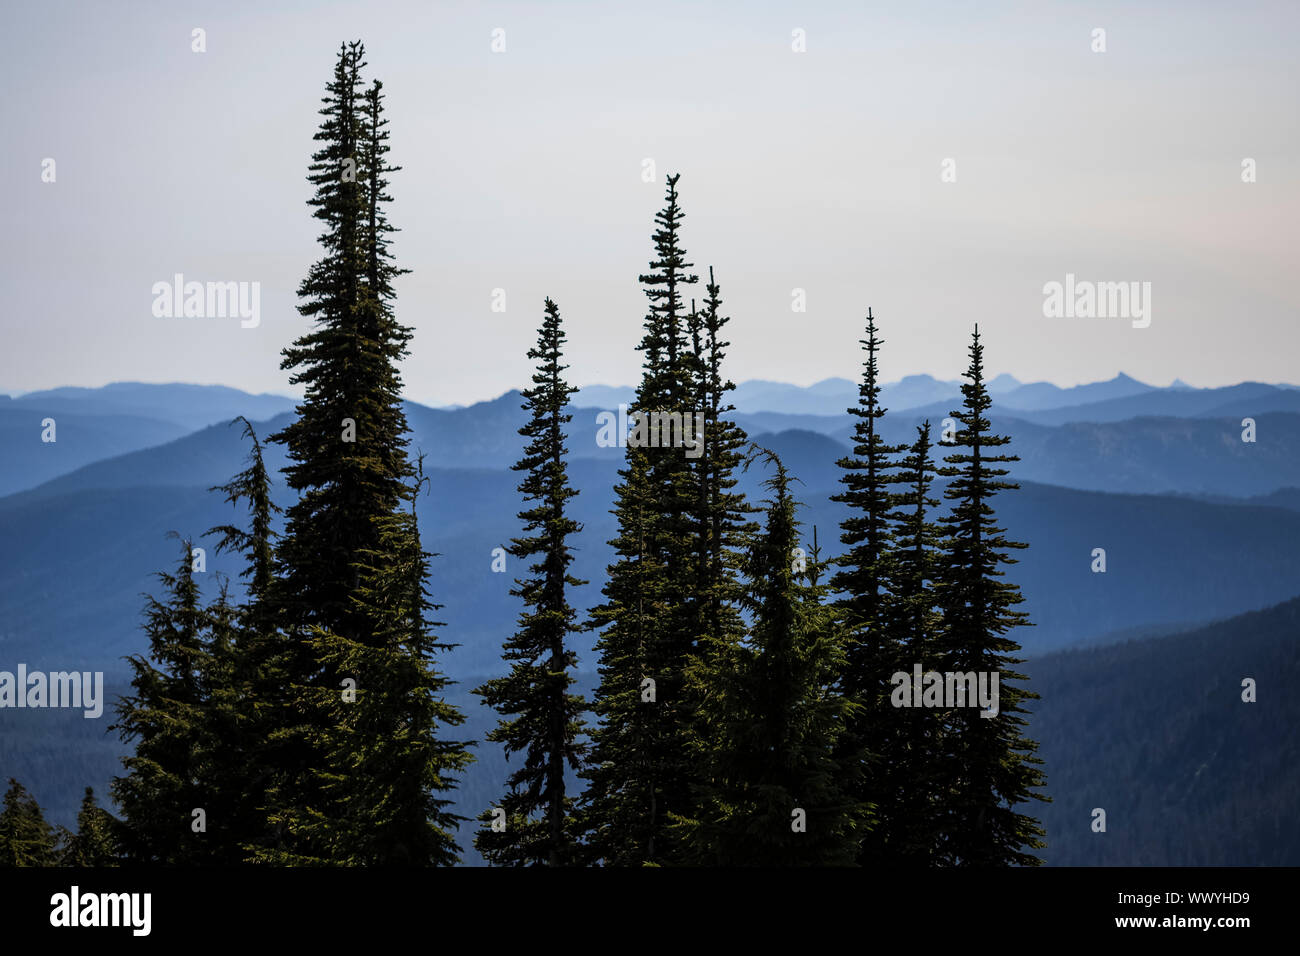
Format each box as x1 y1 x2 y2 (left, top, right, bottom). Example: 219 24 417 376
806 377 858 394
1110 372 1151 387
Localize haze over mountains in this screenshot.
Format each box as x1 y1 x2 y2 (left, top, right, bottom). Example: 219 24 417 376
5 371 1299 667
1 372 1297 863
7 371 1300 497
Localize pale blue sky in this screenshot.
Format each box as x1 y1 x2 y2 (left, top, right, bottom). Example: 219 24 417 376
4 0 1297 405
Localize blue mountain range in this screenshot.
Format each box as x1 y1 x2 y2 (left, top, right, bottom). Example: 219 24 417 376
1 374 1296 864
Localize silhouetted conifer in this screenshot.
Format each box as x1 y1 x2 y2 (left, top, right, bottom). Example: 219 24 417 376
475 298 588 866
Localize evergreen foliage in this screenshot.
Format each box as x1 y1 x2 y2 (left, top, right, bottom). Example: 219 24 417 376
476 298 588 866
675 450 862 865
111 538 215 863
829 310 905 860
0 778 58 866
933 326 1048 866
583 175 704 866
57 787 120 866
302 461 472 865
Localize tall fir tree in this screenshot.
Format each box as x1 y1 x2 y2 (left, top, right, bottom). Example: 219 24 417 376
674 450 862 865
583 173 701 865
933 326 1048 866
687 270 755 666
358 77 408 304
830 309 904 861
832 310 904 624
878 422 946 864
302 458 472 865
271 39 413 639
259 41 453 863
579 446 665 865
204 417 282 861
475 298 588 866
0 779 58 866
208 417 278 612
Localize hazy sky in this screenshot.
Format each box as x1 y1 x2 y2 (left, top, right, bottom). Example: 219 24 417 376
4 0 1297 406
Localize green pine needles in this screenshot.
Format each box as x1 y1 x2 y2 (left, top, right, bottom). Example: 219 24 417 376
475 298 589 866
54 47 1050 869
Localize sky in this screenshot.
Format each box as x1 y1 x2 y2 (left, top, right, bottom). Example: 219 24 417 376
4 0 1298 407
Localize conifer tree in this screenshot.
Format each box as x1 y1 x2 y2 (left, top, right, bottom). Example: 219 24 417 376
301 459 472 866
271 39 413 637
832 310 904 624
260 41 434 863
111 537 213 864
58 787 120 866
583 174 701 865
878 423 945 864
688 270 755 663
475 298 588 866
579 449 666 865
190 582 253 862
204 418 281 861
359 78 407 304
830 309 904 860
675 450 861 865
208 417 278 612
934 326 1047 866
0 778 58 866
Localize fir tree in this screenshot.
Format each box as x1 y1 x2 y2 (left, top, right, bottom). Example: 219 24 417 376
260 41 427 863
934 326 1048 866
579 449 667 865
58 787 120 866
358 77 407 304
830 309 904 861
832 310 904 625
0 778 58 866
302 459 472 866
583 174 701 865
191 582 253 862
271 39 413 637
878 422 945 864
208 417 279 611
674 450 862 865
111 537 214 864
204 417 281 861
475 298 588 866
688 270 755 664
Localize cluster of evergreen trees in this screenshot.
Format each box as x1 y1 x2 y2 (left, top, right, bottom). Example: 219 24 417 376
1 41 1046 867
0 780 117 866
109 41 472 866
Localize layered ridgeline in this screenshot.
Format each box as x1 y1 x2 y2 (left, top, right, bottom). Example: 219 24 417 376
6 372 1299 863
4 41 1297 866
3 376 1297 863
2 170 1054 866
